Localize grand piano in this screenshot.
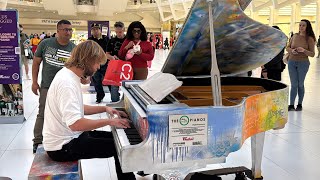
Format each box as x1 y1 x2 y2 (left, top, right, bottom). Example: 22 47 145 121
109 0 288 179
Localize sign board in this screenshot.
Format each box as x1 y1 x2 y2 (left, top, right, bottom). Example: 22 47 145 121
0 10 25 123
169 114 208 148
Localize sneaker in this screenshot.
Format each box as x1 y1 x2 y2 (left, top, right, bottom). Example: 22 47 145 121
296 104 302 111
33 144 39 154
96 99 102 104
288 105 295 111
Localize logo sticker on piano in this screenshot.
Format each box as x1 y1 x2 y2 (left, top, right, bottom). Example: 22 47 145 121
169 114 208 148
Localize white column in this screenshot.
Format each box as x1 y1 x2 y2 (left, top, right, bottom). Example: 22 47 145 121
291 3 301 33
269 7 279 26
250 10 259 21
0 0 7 10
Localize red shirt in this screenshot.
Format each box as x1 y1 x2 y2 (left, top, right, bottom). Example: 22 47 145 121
118 39 154 68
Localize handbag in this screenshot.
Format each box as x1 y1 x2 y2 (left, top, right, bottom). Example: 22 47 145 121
102 60 133 86
125 40 141 60
283 53 289 64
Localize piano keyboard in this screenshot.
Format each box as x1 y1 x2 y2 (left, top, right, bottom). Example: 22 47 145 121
114 123 143 148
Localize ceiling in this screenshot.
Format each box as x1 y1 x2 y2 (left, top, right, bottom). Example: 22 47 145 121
5 0 319 22
5 0 194 22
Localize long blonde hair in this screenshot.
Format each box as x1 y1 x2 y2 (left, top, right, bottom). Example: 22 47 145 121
65 40 106 69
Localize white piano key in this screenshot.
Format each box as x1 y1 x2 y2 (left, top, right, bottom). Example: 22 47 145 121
116 128 130 147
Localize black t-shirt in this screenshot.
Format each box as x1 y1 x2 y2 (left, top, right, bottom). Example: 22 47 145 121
106 36 126 56
88 35 109 52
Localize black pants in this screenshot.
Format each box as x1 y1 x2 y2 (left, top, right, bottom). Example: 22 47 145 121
92 63 111 101
267 69 282 81
47 131 135 180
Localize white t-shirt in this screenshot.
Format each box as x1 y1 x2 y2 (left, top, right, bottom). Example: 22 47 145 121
43 67 83 151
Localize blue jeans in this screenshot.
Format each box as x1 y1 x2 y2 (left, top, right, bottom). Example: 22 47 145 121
288 60 310 105
110 86 120 102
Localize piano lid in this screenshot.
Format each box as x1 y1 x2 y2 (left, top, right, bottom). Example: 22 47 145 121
161 0 288 77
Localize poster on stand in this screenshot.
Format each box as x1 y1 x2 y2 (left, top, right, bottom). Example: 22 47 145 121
87 21 110 38
0 10 25 123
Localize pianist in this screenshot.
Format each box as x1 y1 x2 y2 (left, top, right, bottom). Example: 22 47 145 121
42 40 136 180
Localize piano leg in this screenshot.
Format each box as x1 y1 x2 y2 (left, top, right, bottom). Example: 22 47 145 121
251 132 265 179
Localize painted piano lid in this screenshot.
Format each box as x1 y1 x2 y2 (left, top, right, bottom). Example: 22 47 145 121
161 0 288 77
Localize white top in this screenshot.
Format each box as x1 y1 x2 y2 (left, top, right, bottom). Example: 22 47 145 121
43 67 83 151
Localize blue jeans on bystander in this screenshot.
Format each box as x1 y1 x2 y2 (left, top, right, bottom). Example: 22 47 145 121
288 60 310 105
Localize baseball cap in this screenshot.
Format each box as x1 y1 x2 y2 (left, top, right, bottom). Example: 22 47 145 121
91 23 101 29
114 21 124 28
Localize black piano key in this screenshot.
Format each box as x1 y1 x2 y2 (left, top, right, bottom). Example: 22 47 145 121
123 123 143 145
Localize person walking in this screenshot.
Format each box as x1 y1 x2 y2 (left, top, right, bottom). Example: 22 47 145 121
286 19 316 111
19 24 31 80
164 37 169 50
30 33 40 54
88 23 110 103
31 20 76 153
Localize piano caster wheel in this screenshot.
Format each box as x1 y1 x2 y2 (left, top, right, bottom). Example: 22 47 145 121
152 174 158 180
235 172 247 180
137 171 149 177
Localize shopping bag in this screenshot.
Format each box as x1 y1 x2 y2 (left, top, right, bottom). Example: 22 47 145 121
283 53 289 64
147 60 152 68
102 60 133 86
24 49 29 56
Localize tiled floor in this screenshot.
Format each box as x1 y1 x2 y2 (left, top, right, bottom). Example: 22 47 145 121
1 49 320 180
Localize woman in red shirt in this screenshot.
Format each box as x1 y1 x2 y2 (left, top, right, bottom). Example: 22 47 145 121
118 21 154 80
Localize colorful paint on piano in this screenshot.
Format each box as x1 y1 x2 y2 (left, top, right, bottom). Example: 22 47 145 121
124 95 149 140
146 88 288 164
162 0 287 76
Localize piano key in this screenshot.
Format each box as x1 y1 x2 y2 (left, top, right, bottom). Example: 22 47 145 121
115 128 130 147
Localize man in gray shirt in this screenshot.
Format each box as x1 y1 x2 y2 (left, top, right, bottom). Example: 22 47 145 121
31 20 76 153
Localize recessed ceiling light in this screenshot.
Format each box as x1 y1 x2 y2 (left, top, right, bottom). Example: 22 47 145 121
115 12 118 14
53 11 56 13
23 9 27 11
38 10 41 12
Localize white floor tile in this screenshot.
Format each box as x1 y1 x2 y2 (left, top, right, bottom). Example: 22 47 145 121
81 158 112 180
7 121 34 150
0 124 23 151
263 134 320 180
0 150 34 180
0 151 4 159
275 132 320 157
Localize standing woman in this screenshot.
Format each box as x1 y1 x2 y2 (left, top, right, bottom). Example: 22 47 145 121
30 33 41 54
118 21 154 80
286 19 316 111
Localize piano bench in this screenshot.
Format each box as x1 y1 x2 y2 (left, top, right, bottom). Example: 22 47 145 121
28 145 82 180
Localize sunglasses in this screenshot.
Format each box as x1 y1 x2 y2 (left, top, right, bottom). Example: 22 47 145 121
59 28 73 32
132 29 141 34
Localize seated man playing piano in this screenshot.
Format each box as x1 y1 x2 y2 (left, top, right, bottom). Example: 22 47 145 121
42 40 136 180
